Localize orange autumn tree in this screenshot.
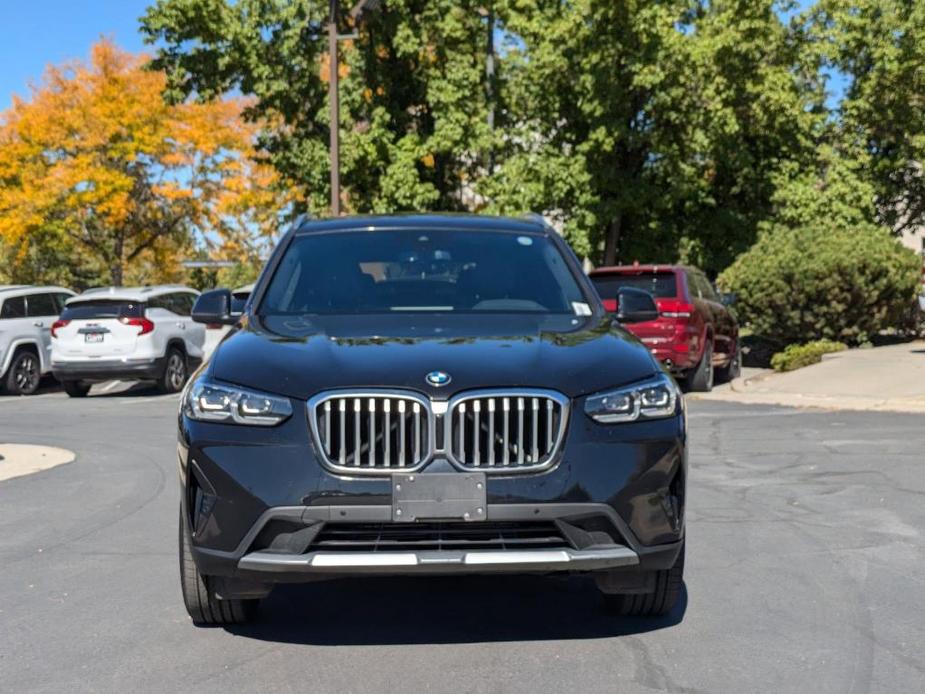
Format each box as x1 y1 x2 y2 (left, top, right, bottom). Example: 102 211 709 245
0 40 294 287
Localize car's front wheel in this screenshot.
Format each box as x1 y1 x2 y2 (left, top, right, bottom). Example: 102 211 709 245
715 341 741 384
179 508 257 625
686 339 714 392
599 542 685 617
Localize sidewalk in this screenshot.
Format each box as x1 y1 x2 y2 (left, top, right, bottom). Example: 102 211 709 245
691 340 925 413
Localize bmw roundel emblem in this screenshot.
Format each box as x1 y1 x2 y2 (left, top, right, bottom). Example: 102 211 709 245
426 371 452 387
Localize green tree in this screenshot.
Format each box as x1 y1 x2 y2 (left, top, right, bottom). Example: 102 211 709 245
143 0 493 217
142 0 826 272
811 0 925 235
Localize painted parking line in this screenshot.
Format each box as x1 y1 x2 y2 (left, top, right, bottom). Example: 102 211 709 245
98 380 123 393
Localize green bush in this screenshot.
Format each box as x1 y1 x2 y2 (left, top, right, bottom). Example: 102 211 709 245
770 340 848 372
718 223 921 344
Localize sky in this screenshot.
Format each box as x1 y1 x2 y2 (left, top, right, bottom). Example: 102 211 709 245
0 0 150 110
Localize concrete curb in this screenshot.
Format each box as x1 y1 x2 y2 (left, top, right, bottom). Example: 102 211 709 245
0 444 76 482
689 390 925 414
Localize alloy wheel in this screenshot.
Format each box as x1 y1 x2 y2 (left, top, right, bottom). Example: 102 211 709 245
166 353 186 391
14 354 40 394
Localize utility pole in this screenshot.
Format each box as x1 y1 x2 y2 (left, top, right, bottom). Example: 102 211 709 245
485 6 495 174
327 0 382 217
328 0 341 216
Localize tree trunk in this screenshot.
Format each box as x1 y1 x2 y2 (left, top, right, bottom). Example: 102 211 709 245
111 235 124 286
604 215 622 266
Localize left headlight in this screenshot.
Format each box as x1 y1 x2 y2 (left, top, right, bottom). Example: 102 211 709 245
584 373 681 423
183 377 293 427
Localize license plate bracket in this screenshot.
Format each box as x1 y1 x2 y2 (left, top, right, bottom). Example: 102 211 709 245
391 472 486 523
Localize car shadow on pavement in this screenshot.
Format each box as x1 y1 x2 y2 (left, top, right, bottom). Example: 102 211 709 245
225 575 687 644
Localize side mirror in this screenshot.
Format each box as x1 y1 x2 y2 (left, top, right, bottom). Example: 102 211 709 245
192 289 237 325
720 292 737 307
616 287 659 324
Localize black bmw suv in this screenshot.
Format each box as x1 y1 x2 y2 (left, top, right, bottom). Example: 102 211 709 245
179 214 686 624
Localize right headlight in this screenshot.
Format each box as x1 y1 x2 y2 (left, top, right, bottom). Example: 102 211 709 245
183 377 293 427
584 373 681 423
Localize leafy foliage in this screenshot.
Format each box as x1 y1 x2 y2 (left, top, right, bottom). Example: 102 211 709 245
0 41 296 287
141 0 823 273
770 339 847 372
143 0 491 218
810 0 925 235
719 222 921 344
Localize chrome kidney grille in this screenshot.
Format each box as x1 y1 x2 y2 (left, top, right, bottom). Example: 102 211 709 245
446 390 569 471
309 392 432 473
308 389 569 475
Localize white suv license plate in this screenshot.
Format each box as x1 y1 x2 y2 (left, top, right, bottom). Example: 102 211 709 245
84 333 104 344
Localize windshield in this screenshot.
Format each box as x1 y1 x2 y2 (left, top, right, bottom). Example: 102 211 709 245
259 229 590 316
61 300 145 320
591 273 678 300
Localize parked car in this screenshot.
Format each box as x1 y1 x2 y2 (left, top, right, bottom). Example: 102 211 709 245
0 285 76 395
177 214 686 625
50 285 205 397
589 264 740 392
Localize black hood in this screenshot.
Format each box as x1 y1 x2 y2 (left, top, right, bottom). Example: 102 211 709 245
210 313 659 400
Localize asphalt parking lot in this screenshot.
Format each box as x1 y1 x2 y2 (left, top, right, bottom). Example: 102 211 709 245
1 387 923 693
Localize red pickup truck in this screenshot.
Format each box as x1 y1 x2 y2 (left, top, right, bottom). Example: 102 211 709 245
589 265 740 392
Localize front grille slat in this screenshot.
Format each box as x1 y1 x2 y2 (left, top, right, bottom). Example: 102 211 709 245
368 398 376 467
487 398 496 466
338 399 346 466
517 397 525 465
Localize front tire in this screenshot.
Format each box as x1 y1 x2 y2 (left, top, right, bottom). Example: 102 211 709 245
63 381 91 398
158 348 187 394
687 339 714 392
716 341 741 384
179 509 257 625
600 542 685 617
4 349 41 395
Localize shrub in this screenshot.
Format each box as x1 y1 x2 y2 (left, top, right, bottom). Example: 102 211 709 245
770 340 848 372
718 223 922 344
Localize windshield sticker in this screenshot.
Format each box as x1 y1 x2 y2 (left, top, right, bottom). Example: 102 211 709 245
572 302 592 316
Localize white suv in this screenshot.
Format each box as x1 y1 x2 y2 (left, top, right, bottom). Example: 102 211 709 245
0 285 76 395
51 285 206 397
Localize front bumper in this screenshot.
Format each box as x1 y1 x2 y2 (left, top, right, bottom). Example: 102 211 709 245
181 396 687 587
190 502 683 584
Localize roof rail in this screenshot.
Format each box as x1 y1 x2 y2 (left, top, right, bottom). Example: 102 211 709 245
291 212 313 230
522 212 548 227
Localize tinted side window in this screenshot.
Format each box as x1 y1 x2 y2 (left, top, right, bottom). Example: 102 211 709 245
0 296 26 319
174 293 195 316
148 295 178 315
686 272 708 300
26 293 58 317
54 293 72 313
696 273 719 302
